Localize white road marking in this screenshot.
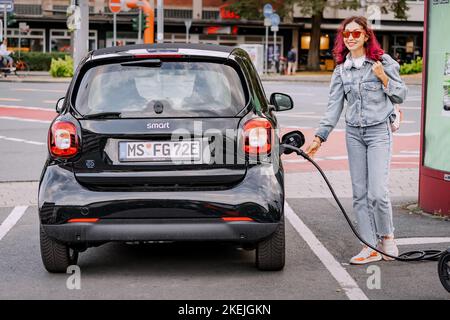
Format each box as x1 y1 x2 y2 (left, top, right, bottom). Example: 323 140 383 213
400 106 421 110
13 88 65 93
285 203 368 300
393 132 420 136
283 126 312 129
0 104 53 112
283 153 419 163
0 135 46 145
0 206 29 241
0 116 51 124
0 98 22 102
396 238 450 246
277 114 323 119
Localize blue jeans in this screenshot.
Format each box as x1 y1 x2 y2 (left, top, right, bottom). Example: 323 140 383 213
345 120 394 247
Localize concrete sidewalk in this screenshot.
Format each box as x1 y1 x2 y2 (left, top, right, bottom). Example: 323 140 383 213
0 70 423 85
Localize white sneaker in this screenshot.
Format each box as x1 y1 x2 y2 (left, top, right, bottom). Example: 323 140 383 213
350 247 382 265
380 235 399 261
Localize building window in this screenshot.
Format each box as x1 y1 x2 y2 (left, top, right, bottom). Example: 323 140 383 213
14 4 42 15
6 29 45 52
50 30 98 53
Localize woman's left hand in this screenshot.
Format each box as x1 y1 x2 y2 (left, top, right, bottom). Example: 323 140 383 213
372 61 389 87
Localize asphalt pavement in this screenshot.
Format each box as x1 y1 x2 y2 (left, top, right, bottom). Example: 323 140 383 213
0 80 449 300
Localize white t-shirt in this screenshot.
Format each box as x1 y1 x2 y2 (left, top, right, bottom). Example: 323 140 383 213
353 55 366 69
0 44 11 56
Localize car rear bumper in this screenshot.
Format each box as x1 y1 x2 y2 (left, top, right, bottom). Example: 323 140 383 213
42 219 279 244
38 163 284 225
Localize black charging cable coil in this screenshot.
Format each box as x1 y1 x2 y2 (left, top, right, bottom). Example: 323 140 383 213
283 144 446 262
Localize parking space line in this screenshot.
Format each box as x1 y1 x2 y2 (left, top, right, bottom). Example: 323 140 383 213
0 206 28 241
285 203 369 300
396 237 450 246
0 135 46 146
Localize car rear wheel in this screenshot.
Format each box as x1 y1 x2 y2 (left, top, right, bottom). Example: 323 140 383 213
255 217 285 271
40 225 79 273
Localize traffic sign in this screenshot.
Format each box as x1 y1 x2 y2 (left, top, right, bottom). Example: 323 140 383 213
263 3 273 18
271 13 280 27
109 0 121 14
0 3 14 13
271 25 279 32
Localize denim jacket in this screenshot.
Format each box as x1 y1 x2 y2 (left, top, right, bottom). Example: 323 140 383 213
315 53 408 142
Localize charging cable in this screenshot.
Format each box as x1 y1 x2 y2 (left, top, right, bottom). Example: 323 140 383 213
283 144 446 262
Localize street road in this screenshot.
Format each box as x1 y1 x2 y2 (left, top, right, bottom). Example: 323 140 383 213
0 80 449 299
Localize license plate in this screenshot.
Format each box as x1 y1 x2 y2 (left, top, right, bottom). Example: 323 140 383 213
119 140 201 162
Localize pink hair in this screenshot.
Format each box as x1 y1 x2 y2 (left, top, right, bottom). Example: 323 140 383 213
332 16 384 65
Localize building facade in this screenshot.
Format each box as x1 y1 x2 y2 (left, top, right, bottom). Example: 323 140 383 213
5 0 424 69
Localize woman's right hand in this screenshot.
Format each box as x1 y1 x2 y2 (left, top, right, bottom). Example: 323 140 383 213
305 136 323 158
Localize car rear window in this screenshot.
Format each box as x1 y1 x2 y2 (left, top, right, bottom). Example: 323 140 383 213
74 61 247 118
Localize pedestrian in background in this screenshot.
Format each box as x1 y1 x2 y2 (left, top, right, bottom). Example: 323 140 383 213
287 46 297 75
0 39 14 68
305 16 407 265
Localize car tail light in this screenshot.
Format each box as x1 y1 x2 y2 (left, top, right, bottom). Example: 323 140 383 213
48 121 79 158
67 218 99 223
222 217 254 222
242 118 272 155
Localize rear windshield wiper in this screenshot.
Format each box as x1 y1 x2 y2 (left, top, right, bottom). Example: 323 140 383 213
82 112 122 119
121 59 162 67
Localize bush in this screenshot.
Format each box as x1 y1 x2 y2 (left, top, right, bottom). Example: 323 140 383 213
50 56 74 78
10 52 68 71
400 57 423 75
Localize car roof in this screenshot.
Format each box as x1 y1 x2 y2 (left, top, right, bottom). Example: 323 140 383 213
91 43 236 60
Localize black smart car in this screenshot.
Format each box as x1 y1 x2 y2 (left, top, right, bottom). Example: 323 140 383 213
39 44 295 272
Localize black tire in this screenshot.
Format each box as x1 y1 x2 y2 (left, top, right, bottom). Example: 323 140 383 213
438 251 450 293
255 217 285 271
39 225 79 273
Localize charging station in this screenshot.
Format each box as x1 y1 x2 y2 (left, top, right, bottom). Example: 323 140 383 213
419 0 450 216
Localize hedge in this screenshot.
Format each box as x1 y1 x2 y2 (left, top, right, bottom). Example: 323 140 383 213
10 52 69 71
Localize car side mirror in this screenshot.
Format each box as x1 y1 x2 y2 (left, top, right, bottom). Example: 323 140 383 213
270 93 294 112
56 97 65 114
280 131 305 155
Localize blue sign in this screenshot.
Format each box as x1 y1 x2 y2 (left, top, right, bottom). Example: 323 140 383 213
263 3 273 18
271 13 280 26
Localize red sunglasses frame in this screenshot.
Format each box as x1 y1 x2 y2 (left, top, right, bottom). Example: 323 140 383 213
342 30 365 39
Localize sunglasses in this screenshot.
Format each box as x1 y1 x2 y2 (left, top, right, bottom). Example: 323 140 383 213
342 30 364 39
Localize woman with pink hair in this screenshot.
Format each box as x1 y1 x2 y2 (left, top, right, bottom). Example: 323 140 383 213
305 16 407 265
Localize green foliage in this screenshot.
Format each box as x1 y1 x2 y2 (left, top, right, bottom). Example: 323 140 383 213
10 52 68 71
50 56 74 78
229 0 296 20
231 0 409 21
400 57 422 75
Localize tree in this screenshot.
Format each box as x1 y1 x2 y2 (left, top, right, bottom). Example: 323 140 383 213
229 0 409 71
